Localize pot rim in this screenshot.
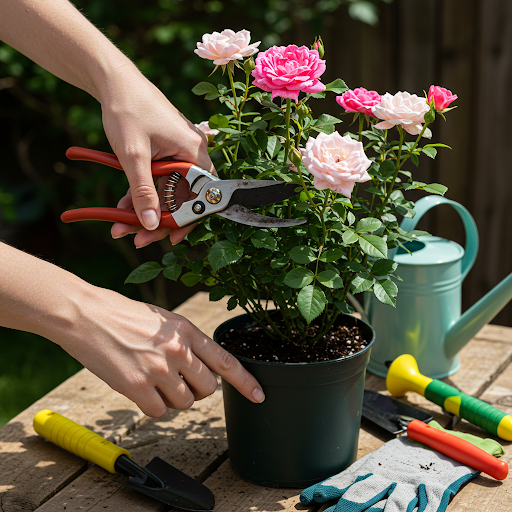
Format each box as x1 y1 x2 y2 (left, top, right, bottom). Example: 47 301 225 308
214 310 375 367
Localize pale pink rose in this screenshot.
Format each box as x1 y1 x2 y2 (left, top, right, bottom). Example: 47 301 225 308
252 45 326 101
428 85 457 111
300 132 371 197
194 121 219 137
194 29 260 65
372 91 429 135
336 88 381 117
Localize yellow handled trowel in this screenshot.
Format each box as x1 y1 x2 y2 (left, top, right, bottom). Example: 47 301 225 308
33 409 215 511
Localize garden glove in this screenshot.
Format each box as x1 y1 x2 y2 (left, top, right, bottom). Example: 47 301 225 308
301 424 503 512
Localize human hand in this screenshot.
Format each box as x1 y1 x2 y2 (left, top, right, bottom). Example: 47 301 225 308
100 63 214 247
63 285 265 418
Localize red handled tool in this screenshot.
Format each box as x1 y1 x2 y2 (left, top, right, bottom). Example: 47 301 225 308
62 147 306 229
407 419 508 480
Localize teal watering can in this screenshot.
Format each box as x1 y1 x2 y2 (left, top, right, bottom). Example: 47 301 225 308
353 196 512 379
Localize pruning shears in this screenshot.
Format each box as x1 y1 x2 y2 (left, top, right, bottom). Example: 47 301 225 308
61 147 306 229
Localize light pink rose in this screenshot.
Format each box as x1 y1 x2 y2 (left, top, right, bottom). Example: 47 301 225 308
336 88 381 117
300 132 371 197
194 121 219 137
372 91 429 135
428 85 457 111
194 29 260 65
252 45 326 101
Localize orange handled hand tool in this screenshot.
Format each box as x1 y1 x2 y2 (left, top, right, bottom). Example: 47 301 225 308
62 147 209 229
61 146 306 229
407 419 508 480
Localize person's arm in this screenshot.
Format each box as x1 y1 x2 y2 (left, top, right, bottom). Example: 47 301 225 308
0 242 265 416
0 0 211 246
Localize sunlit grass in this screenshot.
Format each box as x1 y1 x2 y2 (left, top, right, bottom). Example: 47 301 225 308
0 328 82 426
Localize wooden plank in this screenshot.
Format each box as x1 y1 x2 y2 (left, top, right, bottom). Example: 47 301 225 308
474 323 512 344
203 460 311 512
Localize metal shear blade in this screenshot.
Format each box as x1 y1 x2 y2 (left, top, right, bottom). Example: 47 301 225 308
177 179 306 228
217 204 305 228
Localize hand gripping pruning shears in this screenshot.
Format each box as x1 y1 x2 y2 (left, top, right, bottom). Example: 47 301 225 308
61 147 306 229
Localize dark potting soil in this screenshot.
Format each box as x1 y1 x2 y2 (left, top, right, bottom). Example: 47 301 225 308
219 321 369 363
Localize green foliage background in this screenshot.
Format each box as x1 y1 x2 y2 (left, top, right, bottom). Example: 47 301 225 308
0 0 391 426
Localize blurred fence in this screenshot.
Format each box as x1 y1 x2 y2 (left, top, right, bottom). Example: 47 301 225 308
1 0 512 325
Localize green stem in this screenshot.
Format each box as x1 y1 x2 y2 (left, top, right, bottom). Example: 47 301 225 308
221 148 232 164
378 128 405 214
283 98 292 163
227 67 239 121
227 68 241 160
239 73 250 111
399 124 428 168
358 114 364 143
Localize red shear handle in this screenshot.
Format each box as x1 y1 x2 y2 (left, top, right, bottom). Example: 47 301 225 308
407 420 508 480
66 146 194 177
61 208 180 229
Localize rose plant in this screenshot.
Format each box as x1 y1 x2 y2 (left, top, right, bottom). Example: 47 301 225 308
127 31 457 351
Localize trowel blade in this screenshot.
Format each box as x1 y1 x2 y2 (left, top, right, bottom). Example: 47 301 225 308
362 390 433 436
117 456 215 511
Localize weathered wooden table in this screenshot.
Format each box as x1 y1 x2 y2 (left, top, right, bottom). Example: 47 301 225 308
1 291 512 511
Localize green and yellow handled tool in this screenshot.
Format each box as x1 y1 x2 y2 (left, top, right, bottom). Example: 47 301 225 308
386 354 512 441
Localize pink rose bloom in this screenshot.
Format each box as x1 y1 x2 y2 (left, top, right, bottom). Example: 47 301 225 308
336 88 381 117
428 85 457 111
372 91 429 135
194 121 219 137
300 132 371 197
252 45 326 101
194 29 260 65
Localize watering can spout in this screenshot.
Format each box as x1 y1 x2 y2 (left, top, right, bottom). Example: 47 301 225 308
445 271 512 360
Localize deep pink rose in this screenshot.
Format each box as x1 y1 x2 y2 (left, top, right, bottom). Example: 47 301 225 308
252 45 326 101
300 132 371 197
336 88 381 117
428 85 457 111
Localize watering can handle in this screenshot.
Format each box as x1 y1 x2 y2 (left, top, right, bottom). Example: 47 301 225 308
400 196 479 280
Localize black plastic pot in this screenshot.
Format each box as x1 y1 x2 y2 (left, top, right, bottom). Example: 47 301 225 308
213 311 375 488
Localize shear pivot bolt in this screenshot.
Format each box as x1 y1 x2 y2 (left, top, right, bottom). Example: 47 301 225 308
192 201 205 214
206 188 222 204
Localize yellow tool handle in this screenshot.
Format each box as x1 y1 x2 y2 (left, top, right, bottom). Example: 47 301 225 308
33 409 131 474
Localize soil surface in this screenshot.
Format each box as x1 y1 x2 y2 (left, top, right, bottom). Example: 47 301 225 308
219 321 370 363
